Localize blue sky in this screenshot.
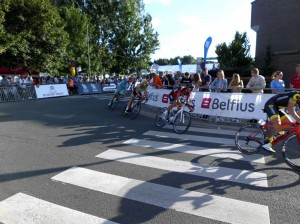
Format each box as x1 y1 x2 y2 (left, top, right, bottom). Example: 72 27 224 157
144 0 256 61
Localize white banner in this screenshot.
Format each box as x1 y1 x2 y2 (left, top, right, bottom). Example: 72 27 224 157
145 88 275 120
34 84 69 99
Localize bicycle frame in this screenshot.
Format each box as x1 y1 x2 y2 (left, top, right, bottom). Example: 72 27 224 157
259 121 300 145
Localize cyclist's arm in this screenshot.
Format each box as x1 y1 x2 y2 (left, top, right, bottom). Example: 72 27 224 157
287 100 300 123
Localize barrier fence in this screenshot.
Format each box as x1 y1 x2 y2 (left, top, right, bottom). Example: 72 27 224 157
0 85 36 102
0 83 297 125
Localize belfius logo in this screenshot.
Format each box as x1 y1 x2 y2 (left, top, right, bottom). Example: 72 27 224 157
201 98 255 112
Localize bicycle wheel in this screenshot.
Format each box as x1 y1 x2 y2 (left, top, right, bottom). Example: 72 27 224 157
109 97 119 111
155 107 168 128
173 111 191 134
130 101 141 120
235 124 265 154
122 105 128 116
282 134 300 170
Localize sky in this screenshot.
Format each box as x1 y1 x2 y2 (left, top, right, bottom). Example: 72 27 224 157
144 0 256 61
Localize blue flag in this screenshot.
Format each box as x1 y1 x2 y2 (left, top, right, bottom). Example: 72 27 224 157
204 37 212 64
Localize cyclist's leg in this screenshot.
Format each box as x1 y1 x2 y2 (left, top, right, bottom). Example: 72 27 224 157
109 90 118 105
125 92 135 112
262 101 279 152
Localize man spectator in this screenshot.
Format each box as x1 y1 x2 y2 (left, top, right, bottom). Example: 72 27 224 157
150 72 163 89
200 67 212 92
246 68 266 93
290 64 300 90
180 72 192 87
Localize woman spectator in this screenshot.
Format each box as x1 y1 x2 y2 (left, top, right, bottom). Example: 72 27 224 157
164 73 174 89
192 73 202 91
210 70 228 92
228 73 244 93
270 71 285 94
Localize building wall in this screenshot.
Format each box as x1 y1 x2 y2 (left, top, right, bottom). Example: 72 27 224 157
251 0 300 85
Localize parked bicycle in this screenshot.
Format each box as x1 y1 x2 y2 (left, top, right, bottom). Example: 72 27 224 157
235 118 300 171
155 103 194 134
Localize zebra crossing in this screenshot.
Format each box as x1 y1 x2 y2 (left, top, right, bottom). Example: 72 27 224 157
0 125 271 224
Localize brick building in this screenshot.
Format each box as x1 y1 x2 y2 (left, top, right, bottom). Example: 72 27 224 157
251 0 300 85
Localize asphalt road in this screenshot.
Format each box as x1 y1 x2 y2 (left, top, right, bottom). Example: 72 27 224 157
0 94 300 224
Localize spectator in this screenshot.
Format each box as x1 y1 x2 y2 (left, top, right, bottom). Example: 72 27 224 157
246 68 266 93
192 73 202 91
68 76 74 95
270 71 285 94
180 72 192 87
149 72 163 89
200 58 206 71
290 64 300 90
1 75 10 86
164 73 174 89
200 67 212 92
228 73 244 93
73 74 79 94
210 70 228 92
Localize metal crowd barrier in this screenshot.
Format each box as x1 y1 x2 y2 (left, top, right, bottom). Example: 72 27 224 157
0 85 37 102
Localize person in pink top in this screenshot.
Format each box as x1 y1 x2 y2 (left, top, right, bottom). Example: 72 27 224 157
290 64 300 90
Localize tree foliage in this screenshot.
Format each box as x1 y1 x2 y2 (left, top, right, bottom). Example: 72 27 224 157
215 31 254 69
0 0 159 75
0 0 69 73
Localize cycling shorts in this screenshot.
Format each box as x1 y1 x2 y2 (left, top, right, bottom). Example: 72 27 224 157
114 89 125 95
132 87 142 97
264 99 287 120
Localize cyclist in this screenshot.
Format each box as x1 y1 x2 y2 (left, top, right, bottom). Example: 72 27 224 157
262 91 300 152
162 83 195 119
108 76 133 106
124 75 149 113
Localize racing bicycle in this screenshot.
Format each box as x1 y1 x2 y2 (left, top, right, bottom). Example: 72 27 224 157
155 103 194 134
122 93 147 120
235 118 300 171
108 92 125 111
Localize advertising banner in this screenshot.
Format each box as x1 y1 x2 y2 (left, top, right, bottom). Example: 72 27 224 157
102 83 117 93
144 88 275 120
34 84 69 99
78 83 102 95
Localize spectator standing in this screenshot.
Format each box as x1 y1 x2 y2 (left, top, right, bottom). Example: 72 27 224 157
270 71 285 94
200 58 206 71
73 74 79 94
246 68 266 93
164 73 174 89
210 70 228 92
180 72 192 87
1 75 10 86
290 64 300 90
228 73 244 93
192 73 202 91
200 67 212 92
150 72 163 89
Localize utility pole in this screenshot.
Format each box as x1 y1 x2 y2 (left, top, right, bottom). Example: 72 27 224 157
87 24 91 79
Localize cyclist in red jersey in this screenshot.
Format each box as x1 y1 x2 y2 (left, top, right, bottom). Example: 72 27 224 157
162 84 194 119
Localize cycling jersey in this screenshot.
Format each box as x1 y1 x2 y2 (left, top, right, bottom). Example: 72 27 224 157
137 80 149 92
264 91 300 120
169 87 191 102
115 79 130 95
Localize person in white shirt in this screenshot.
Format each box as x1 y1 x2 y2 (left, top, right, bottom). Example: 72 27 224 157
246 68 266 93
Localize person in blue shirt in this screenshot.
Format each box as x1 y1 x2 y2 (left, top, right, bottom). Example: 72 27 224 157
270 71 285 94
209 70 228 92
108 76 133 106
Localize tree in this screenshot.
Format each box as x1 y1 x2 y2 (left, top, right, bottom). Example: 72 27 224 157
215 31 254 69
0 0 69 73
